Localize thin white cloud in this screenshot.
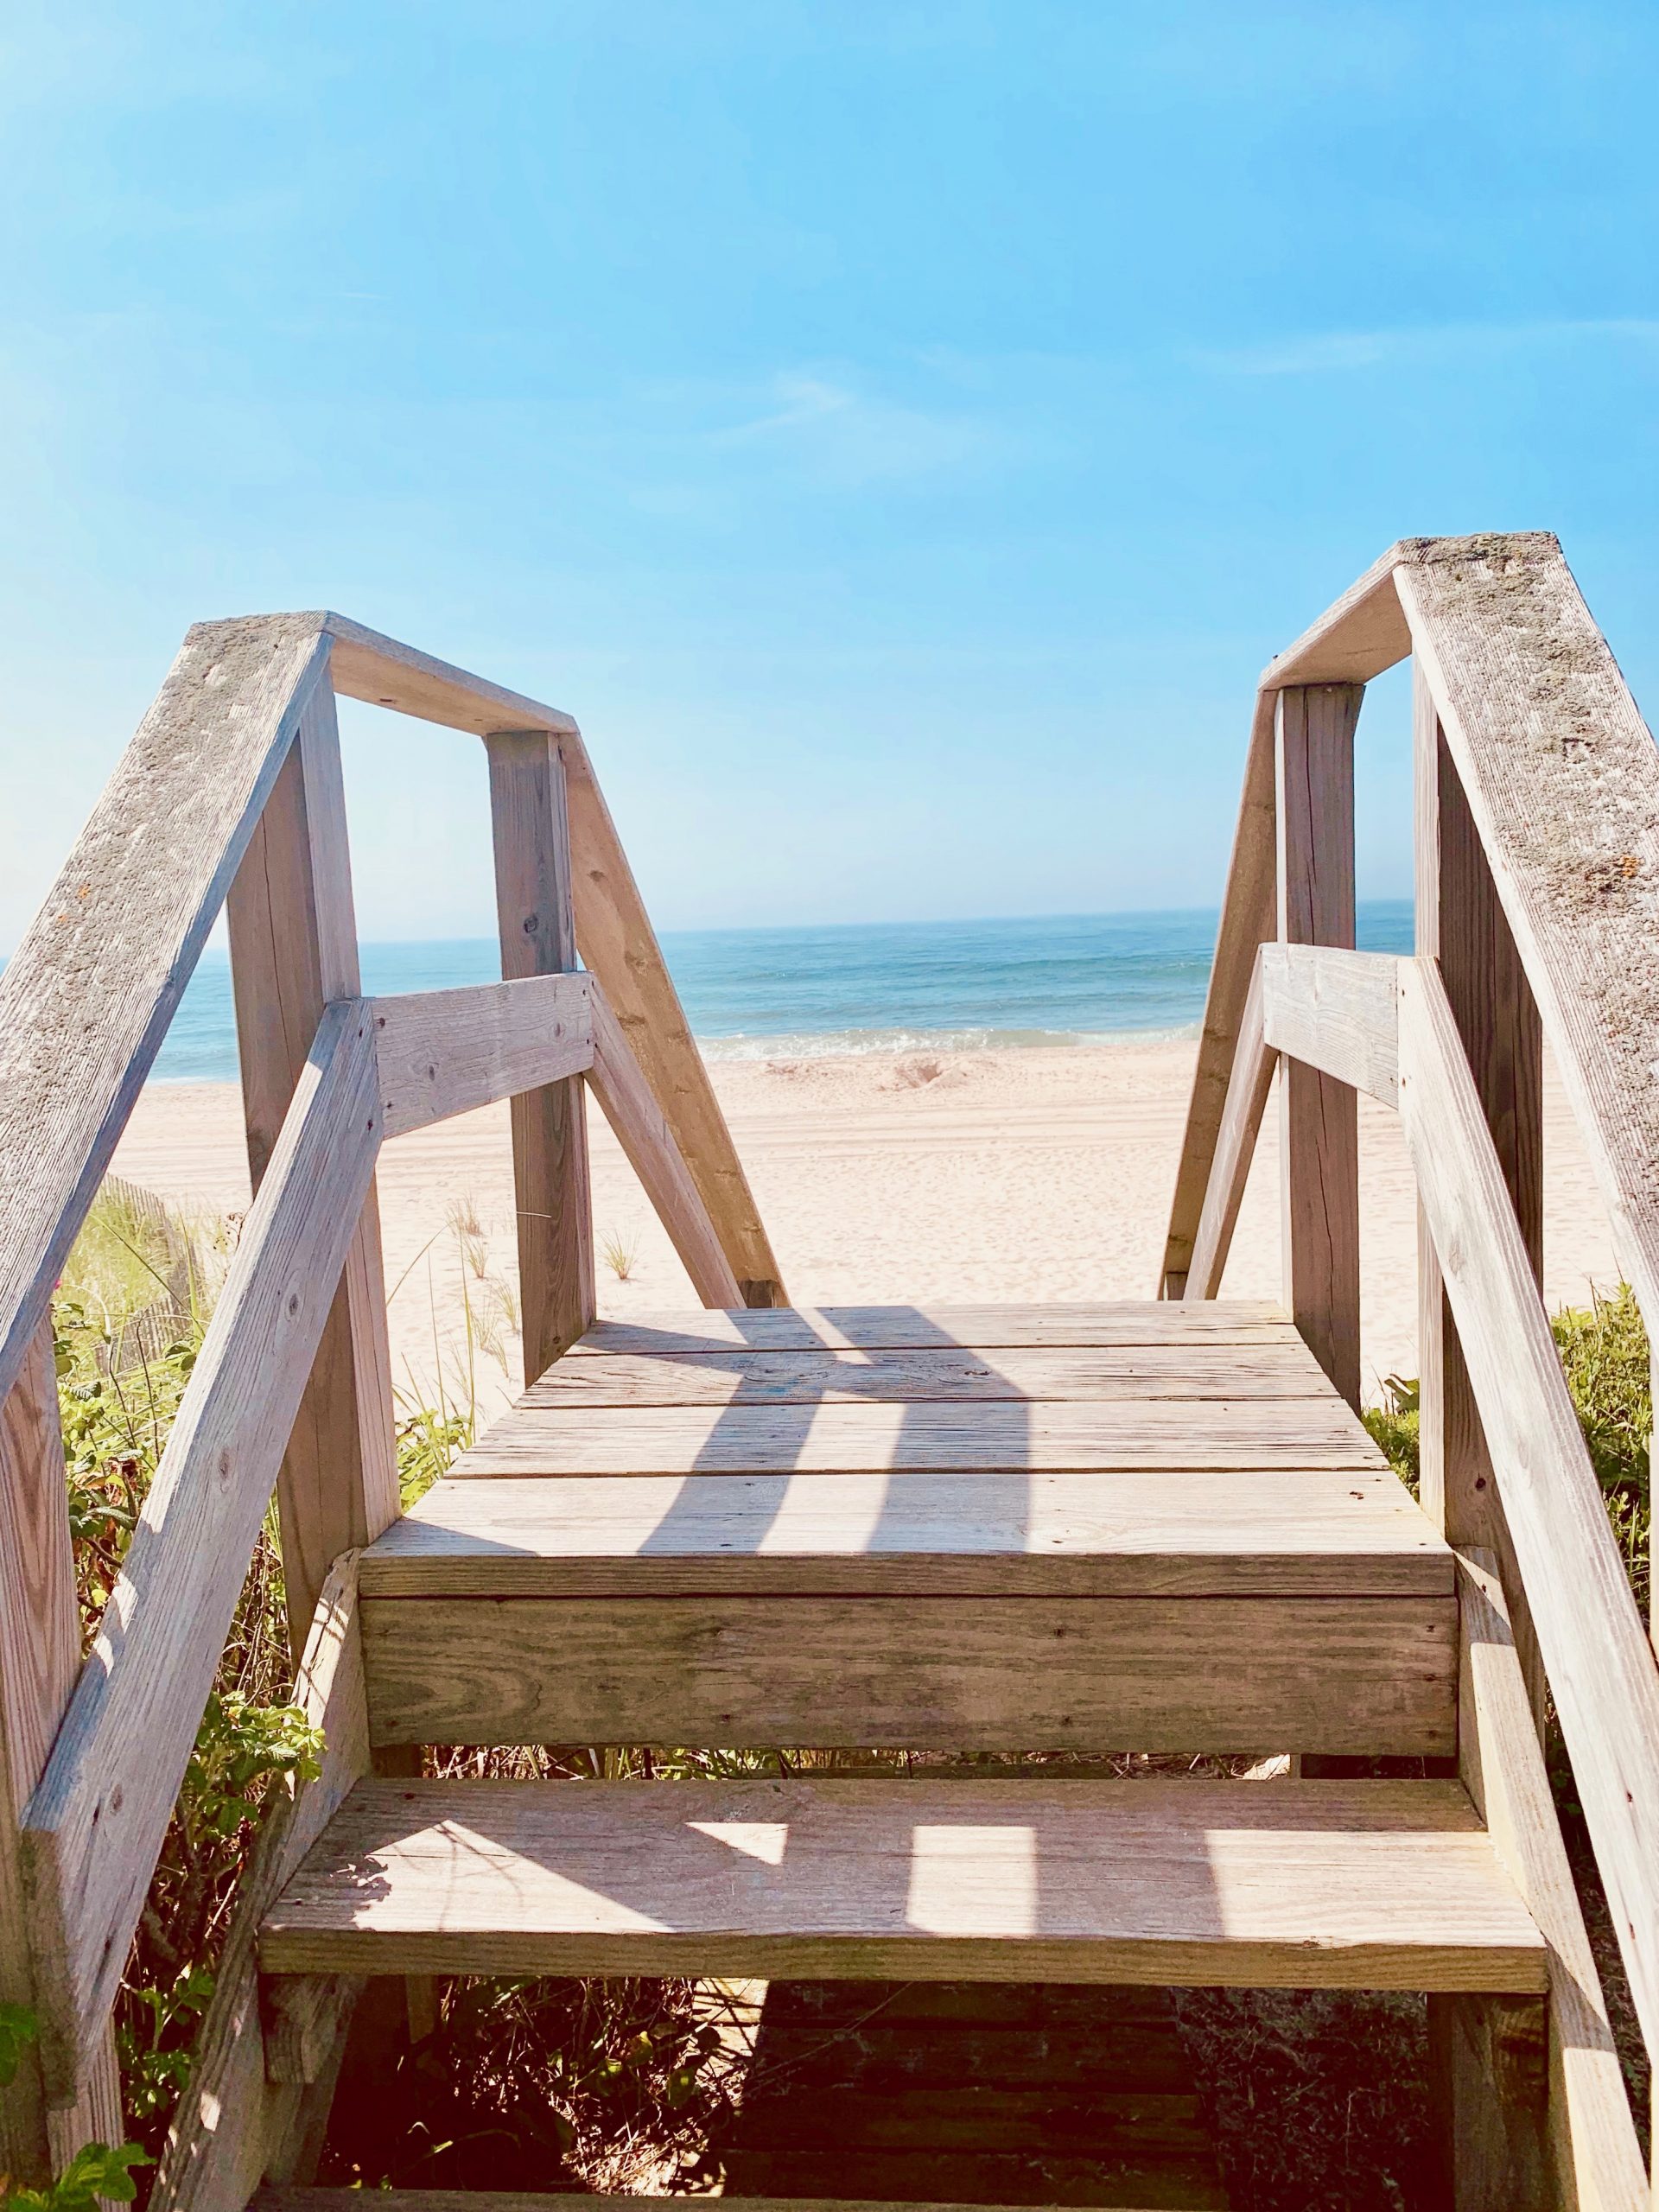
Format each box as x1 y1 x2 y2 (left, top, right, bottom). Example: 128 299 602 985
1191 317 1659 376
708 371 1002 486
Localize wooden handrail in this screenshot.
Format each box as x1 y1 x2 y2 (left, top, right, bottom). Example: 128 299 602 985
1163 532 1659 1332
0 618 333 1406
1182 952 1273 1302
1454 1550 1647 2208
1192 940 1659 2070
0 607 782 2133
17 955 747 2106
22 1001 383 2097
1396 959 1659 2061
1159 543 1414 1294
324 615 786 1306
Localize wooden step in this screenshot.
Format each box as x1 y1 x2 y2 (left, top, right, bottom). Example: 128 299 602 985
258 1777 1544 1991
361 1302 1445 1755
522 1340 1338 1405
364 1467 1446 1598
443 1399 1382 1477
563 1301 1296 1352
359 1590 1455 1754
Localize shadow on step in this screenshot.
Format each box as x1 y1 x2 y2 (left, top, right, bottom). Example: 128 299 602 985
715 1978 1229 2209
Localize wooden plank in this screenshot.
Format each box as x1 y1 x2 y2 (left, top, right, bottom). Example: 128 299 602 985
447 1396 1383 1478
261 1973 361 2087
1256 538 1414 690
1275 683 1363 1409
1452 1551 1646 2212
362 1468 1451 1598
522 1339 1336 1405
1395 535 1659 1333
569 1302 1296 1355
359 1592 1457 1753
486 732 595 1379
1415 659 1549 1739
587 984 744 1308
155 1556 374 2212
0 1325 122 2179
325 614 785 1306
373 973 594 1140
0 614 329 1405
321 617 582 739
1160 684 1277 1296
226 682 399 1652
1259 944 1399 1105
1397 957 1659 2060
22 1001 384 2102
1184 953 1274 1301
258 1774 1542 1989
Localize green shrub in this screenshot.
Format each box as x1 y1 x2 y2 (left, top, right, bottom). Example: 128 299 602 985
1362 1374 1420 1496
1363 1285 1650 1615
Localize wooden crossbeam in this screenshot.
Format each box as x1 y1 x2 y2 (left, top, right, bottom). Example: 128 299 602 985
373 973 595 1140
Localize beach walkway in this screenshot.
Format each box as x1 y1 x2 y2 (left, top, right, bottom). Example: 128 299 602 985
3 534 1658 2209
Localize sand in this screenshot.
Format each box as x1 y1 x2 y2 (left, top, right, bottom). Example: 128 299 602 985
110 1041 1622 1423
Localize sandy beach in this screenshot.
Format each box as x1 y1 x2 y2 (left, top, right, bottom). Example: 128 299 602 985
111 1040 1621 1423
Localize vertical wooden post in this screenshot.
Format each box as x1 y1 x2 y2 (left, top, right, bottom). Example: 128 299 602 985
0 1325 122 2178
1414 662 1546 1713
486 732 596 1382
226 673 398 1656
1275 683 1363 1409
1425 1990 1550 2211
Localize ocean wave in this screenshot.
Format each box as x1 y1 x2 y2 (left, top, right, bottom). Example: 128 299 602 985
696 1023 1201 1061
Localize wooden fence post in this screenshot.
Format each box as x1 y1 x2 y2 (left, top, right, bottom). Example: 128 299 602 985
486 733 596 1382
226 675 398 1656
1274 683 1363 1408
1 1325 122 2180
1413 660 1546 1719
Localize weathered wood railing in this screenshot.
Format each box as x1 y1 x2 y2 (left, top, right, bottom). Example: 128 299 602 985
0 614 781 2180
1164 533 1659 2207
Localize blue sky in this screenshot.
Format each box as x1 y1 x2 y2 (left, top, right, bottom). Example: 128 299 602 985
3 2 1656 948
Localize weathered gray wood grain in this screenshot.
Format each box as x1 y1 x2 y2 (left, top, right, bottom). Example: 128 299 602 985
1259 944 1399 1106
363 1466 1451 1598
1397 533 1659 1330
373 973 594 1140
0 615 329 1403
586 984 745 1309
257 1775 1541 1991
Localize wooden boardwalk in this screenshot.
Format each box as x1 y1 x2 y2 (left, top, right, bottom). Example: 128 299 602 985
7 537 1656 2209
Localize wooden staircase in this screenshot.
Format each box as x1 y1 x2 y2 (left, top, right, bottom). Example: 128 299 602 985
242 1299 1538 2209
4 535 1657 2210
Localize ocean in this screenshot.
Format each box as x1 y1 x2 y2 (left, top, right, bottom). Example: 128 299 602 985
141 902 1415 1081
